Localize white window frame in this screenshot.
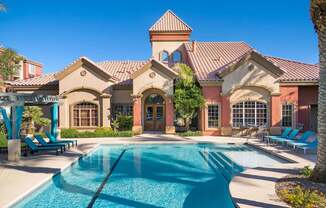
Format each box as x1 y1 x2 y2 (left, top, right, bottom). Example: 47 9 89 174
205 102 221 130
281 103 294 128
29 64 36 75
232 101 268 128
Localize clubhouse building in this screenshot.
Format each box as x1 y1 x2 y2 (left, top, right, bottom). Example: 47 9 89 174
8 10 319 136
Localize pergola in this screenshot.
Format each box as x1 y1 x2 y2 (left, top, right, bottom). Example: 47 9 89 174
0 93 58 161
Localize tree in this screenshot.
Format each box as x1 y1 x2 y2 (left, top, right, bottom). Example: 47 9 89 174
0 2 6 12
0 48 23 82
310 0 326 182
174 64 204 130
23 106 51 134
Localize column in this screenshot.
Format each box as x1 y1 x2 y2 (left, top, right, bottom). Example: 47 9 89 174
101 94 111 127
270 94 282 135
132 95 143 135
165 96 175 134
59 96 69 128
50 102 58 137
8 105 24 162
221 95 232 136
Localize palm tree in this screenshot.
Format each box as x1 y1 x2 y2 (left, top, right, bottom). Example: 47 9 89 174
310 0 326 183
0 2 6 12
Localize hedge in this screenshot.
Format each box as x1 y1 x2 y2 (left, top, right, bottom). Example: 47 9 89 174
177 131 202 137
61 128 132 138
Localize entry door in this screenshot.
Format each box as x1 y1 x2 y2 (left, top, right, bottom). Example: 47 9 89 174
144 104 164 131
310 104 318 132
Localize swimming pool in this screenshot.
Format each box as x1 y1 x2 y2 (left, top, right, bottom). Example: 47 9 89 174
14 143 287 208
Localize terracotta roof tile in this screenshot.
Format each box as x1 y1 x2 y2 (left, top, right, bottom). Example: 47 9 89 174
184 41 252 81
265 56 319 82
7 73 58 86
149 10 192 32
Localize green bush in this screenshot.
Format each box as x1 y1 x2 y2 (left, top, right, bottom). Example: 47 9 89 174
61 128 132 138
301 166 313 177
279 185 326 208
0 133 6 148
115 115 133 131
177 131 202 137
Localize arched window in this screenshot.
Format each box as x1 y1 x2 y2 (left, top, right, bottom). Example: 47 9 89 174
232 101 267 127
172 51 182 63
72 102 98 127
160 51 169 63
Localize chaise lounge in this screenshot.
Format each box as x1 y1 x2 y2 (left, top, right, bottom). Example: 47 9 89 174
45 131 77 147
24 137 63 155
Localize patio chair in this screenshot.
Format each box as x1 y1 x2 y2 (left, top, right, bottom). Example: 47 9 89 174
24 137 63 155
34 135 68 151
270 129 300 145
264 127 292 143
296 139 318 154
287 131 316 148
45 131 77 147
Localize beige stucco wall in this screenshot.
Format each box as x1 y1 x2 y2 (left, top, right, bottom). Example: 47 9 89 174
111 89 132 103
151 41 187 62
59 65 112 95
222 60 280 95
229 86 270 104
133 66 174 96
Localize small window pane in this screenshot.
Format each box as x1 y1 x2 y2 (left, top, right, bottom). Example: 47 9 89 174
160 51 169 63
172 51 182 63
282 104 293 127
208 105 219 128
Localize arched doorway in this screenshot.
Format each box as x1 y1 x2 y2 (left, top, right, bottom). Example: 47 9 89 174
144 93 165 131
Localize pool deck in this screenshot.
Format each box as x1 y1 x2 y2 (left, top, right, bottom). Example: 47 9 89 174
0 134 316 208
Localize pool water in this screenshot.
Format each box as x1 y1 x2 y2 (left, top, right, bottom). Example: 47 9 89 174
14 143 287 208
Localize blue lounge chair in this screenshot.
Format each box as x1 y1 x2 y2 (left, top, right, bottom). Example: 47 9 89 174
264 127 292 143
34 135 67 151
296 139 318 154
24 137 63 155
286 131 315 148
45 131 77 147
270 129 300 144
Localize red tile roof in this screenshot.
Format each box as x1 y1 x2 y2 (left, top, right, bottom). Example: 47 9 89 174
265 56 319 82
7 73 58 86
184 41 252 81
149 10 192 32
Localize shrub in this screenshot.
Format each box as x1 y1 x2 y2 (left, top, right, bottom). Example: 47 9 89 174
177 131 202 137
279 185 326 208
301 166 313 177
115 115 133 131
61 128 132 138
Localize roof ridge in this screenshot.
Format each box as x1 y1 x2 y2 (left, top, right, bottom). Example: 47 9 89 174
265 55 318 67
97 60 147 64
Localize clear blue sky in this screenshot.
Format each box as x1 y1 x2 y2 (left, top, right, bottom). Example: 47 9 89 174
0 0 318 73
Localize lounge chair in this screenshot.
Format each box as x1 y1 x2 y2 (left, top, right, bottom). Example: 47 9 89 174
34 135 68 151
296 139 318 154
24 137 63 155
270 129 300 144
264 127 292 143
45 131 77 147
286 131 315 147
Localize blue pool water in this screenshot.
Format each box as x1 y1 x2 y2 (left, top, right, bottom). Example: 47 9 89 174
14 143 287 208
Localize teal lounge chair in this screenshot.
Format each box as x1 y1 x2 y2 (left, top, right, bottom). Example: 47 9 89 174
45 131 77 147
296 139 318 154
24 137 63 155
270 129 300 144
34 135 67 151
287 131 316 147
264 127 292 143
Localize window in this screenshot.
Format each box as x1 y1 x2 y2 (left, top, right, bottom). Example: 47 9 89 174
232 101 267 127
208 105 219 128
29 64 36 75
112 103 133 119
282 104 293 127
73 102 98 127
160 51 169 63
172 51 182 63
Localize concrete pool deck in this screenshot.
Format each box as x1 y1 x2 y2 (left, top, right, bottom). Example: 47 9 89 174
0 135 316 208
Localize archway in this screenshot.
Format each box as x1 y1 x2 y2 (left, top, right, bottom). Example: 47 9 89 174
143 93 165 131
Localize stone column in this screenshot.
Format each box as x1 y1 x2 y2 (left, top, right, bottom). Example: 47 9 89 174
165 96 175 134
59 96 69 128
132 95 143 135
221 95 232 136
8 105 20 162
270 94 282 135
101 94 111 128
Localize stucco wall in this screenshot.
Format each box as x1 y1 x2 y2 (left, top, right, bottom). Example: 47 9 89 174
229 86 270 104
151 41 187 64
222 60 280 95
111 89 132 103
133 66 174 95
298 86 318 130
